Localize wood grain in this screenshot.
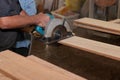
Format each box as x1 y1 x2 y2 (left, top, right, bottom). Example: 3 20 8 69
59 36 120 61
0 72 13 80
0 50 86 80
27 55 85 80
74 18 120 35
110 19 120 24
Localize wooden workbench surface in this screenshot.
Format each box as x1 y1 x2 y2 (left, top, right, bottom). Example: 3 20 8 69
0 50 86 80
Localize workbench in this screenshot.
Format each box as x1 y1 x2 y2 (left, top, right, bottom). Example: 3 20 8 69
0 50 86 80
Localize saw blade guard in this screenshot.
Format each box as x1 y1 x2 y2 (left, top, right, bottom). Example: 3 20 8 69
44 18 72 38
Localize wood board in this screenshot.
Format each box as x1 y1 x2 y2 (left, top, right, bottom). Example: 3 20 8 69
74 18 120 35
0 50 86 80
0 72 12 80
27 55 85 80
118 0 120 18
110 19 120 24
59 36 120 61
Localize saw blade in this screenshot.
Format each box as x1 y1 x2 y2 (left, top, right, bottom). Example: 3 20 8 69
51 25 67 40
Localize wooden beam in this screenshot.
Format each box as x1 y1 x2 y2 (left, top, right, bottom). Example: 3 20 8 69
89 0 95 18
74 18 120 35
118 0 120 18
27 55 86 80
59 36 120 61
0 50 86 80
0 72 12 80
109 19 120 24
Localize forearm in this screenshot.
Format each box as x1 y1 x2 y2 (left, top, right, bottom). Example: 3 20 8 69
0 15 38 29
0 12 49 29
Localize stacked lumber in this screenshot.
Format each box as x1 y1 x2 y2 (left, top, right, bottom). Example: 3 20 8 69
74 18 120 35
0 50 86 80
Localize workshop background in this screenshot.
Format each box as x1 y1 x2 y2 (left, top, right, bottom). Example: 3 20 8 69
25 0 120 80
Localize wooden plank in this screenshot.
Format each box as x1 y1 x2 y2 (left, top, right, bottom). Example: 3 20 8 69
110 19 120 24
118 0 120 18
0 72 12 80
27 55 86 80
0 50 86 80
89 0 95 18
0 77 12 80
0 69 18 80
74 18 120 35
59 36 120 61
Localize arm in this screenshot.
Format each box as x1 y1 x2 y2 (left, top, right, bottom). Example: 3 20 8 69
0 12 49 29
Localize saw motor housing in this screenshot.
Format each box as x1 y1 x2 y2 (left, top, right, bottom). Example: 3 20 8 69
44 18 73 44
35 17 73 44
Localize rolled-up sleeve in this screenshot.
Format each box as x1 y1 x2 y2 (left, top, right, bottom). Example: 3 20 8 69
19 0 37 15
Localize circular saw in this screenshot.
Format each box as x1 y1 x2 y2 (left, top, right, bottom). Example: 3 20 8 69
35 15 73 44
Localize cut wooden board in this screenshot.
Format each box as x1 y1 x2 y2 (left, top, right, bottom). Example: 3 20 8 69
0 72 12 80
0 50 86 80
74 18 120 35
27 55 85 80
59 36 120 61
110 19 120 24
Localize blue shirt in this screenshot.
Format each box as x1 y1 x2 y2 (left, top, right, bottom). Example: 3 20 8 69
19 0 37 15
17 0 37 48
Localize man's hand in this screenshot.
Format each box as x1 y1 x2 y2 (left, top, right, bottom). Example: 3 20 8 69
36 13 50 27
0 12 50 29
20 11 50 27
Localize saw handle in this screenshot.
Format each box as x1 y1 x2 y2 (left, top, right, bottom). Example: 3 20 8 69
35 13 54 35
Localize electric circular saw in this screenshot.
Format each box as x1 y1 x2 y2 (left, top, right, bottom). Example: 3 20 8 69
34 14 73 44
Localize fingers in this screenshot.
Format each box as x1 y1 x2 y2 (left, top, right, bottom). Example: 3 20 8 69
36 13 50 27
38 23 46 28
